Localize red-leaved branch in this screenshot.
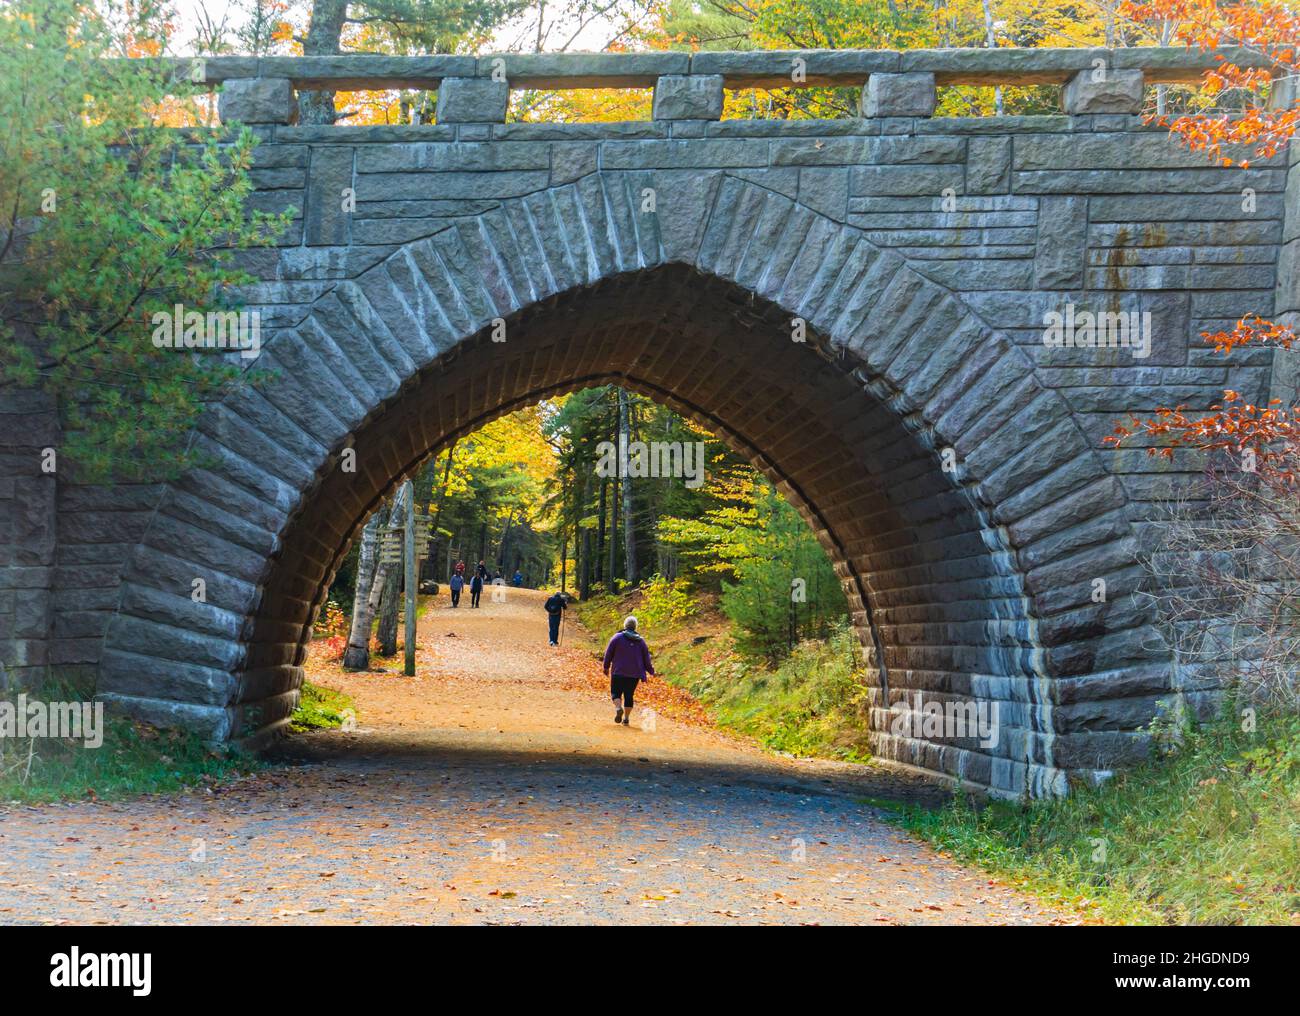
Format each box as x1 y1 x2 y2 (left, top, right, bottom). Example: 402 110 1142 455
1109 1 1299 477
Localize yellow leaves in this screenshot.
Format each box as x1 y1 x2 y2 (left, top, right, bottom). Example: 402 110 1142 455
512 88 653 124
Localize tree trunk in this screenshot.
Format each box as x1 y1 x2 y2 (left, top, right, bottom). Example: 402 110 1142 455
427 443 456 576
346 483 410 667
377 482 410 657
298 0 347 125
376 567 400 656
342 509 381 670
496 507 515 567
579 471 592 600
618 388 639 584
608 473 618 589
595 474 607 585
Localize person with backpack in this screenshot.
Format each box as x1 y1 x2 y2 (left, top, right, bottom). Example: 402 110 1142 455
448 570 464 607
602 615 654 726
544 590 565 646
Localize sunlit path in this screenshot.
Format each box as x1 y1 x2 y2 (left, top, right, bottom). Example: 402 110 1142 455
0 588 1076 926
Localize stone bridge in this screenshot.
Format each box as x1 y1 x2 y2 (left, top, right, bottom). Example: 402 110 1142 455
4 48 1297 798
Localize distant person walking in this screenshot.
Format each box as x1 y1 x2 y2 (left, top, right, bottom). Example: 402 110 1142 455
448 571 464 608
512 569 523 587
470 567 484 608
603 615 654 726
544 589 566 645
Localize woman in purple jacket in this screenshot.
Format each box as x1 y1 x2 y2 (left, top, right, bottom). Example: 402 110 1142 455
602 615 655 726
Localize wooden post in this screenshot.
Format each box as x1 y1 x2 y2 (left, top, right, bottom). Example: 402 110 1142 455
403 479 416 677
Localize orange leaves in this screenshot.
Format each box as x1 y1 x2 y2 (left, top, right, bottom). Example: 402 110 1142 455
1206 314 1297 355
1106 317 1298 474
1122 0 1300 59
1106 2 1299 477
1107 391 1300 482
1161 105 1300 167
1122 1 1299 165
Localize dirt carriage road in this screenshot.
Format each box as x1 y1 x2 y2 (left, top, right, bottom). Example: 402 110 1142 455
0 588 1077 925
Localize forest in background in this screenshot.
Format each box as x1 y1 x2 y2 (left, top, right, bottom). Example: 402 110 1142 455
322 389 850 670
181 0 1223 127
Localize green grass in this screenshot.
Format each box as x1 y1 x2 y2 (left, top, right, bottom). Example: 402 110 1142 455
578 590 874 762
0 680 355 805
0 708 260 805
289 681 357 733
660 626 875 761
890 711 1300 925
582 586 1300 925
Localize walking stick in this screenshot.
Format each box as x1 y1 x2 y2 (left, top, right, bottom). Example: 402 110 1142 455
558 608 565 646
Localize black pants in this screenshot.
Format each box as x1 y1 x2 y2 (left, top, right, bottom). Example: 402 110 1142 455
471 586 481 607
548 612 561 643
450 587 460 607
610 674 639 708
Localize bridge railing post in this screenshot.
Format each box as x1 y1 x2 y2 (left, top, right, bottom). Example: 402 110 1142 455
217 77 296 125
434 77 509 124
651 74 724 121
862 72 936 118
1062 67 1145 115
187 49 1280 130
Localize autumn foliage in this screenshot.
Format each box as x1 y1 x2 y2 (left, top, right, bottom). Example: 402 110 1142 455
1109 1 1299 477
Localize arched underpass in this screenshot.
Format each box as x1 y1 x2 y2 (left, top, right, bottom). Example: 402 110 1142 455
12 47 1290 801
100 256 1154 799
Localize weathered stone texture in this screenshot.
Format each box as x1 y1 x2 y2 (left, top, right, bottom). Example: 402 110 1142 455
304 146 354 246
1062 68 1144 114
651 74 724 120
219 77 295 124
863 72 936 117
1034 196 1088 288
435 77 509 124
9 56 1294 799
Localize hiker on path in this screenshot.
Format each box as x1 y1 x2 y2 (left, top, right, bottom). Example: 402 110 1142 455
512 569 523 587
448 571 464 608
470 565 485 608
544 589 566 646
454 560 465 578
603 615 654 726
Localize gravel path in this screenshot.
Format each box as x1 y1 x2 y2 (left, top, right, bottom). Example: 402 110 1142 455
0 588 1077 925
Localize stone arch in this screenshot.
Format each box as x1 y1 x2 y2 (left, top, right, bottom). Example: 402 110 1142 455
98 172 1165 797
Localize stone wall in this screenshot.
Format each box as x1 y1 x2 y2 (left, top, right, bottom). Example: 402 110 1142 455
3 49 1293 797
